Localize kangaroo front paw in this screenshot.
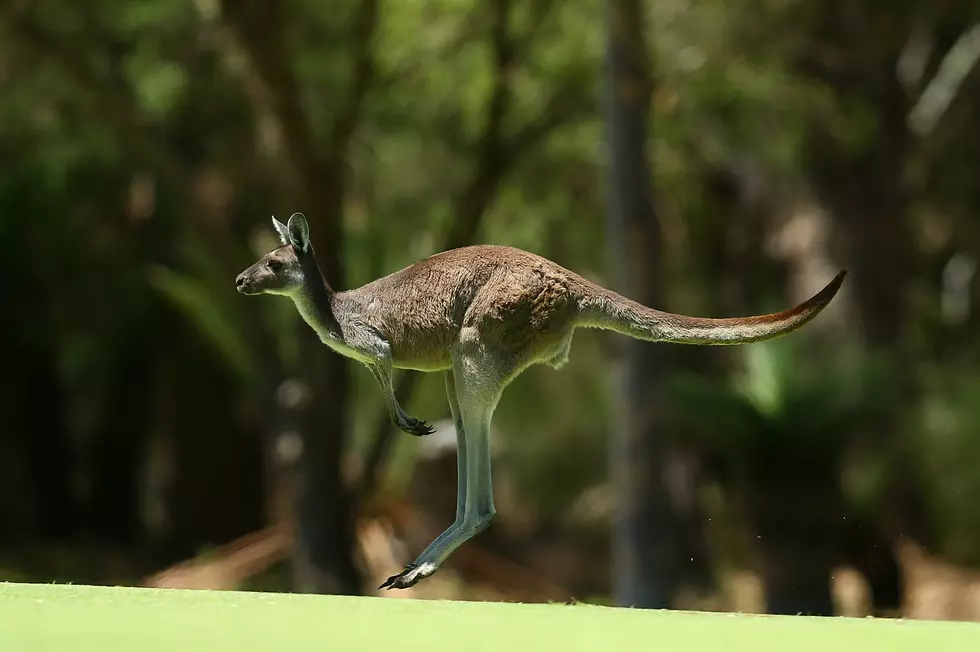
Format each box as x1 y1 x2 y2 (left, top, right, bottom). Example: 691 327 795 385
398 415 436 437
378 562 437 590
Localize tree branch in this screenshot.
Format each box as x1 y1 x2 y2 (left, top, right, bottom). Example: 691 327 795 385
442 0 513 244
217 0 321 201
511 0 559 61
356 0 594 503
0 2 193 194
371 10 485 97
216 0 386 595
502 70 595 161
330 0 379 153
355 0 514 503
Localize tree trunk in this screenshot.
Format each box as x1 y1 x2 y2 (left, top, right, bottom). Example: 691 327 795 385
216 0 371 594
752 486 843 616
809 87 915 350
24 343 75 542
292 349 360 594
89 335 154 545
602 0 680 608
791 8 917 614
157 320 265 564
290 164 362 595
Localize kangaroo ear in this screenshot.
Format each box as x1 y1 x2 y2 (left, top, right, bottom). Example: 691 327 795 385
271 216 290 246
286 212 311 253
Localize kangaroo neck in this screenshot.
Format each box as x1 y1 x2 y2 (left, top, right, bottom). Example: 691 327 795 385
291 259 343 341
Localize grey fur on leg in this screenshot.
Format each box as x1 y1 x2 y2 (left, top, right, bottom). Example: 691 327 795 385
379 355 499 590
367 347 435 437
382 372 468 579
445 369 468 524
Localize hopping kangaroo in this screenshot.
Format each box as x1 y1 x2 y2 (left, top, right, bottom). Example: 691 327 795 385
236 212 846 590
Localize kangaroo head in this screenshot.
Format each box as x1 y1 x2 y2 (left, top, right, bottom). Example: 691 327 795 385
235 212 313 296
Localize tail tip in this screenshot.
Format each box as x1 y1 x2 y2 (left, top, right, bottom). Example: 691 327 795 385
821 268 848 301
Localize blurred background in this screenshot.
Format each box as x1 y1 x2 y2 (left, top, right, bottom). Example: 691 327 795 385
2 0 980 621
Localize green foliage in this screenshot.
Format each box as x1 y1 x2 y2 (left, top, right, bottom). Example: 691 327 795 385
915 365 980 565
669 338 902 492
148 265 257 386
4 0 980 605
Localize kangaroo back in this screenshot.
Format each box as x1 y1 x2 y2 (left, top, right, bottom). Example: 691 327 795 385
578 271 846 345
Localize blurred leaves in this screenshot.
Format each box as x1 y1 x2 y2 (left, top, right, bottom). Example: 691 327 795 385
2 0 980 607
148 265 257 387
916 365 980 565
668 338 903 486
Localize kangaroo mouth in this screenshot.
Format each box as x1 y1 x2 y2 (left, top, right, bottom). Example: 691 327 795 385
235 275 259 295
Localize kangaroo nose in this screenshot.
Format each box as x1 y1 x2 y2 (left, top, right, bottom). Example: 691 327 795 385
235 274 246 287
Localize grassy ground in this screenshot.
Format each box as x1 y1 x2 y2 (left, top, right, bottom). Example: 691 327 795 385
2 582 979 652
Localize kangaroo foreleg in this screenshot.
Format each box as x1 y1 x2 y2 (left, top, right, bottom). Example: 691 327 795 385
367 343 435 437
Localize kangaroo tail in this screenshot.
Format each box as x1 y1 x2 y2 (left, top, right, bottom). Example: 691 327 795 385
579 270 846 345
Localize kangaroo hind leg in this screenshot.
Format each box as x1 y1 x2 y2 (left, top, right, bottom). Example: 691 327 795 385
379 345 503 589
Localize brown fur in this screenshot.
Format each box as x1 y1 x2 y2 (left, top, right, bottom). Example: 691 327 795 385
341 243 845 377
236 213 846 590
341 245 594 375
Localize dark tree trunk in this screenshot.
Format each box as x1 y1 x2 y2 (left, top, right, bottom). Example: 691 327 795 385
809 84 915 350
752 487 844 616
2 261 76 543
217 0 371 594
791 4 919 351
292 346 360 594
24 345 75 541
290 165 362 595
789 7 917 614
158 333 266 564
89 336 154 545
602 0 681 608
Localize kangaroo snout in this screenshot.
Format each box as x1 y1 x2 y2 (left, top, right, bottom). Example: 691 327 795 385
235 272 251 293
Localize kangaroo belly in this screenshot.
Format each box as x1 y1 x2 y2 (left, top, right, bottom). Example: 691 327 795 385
387 321 461 370
392 355 452 372
387 326 455 371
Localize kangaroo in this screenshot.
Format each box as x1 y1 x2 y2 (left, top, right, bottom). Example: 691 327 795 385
235 212 846 590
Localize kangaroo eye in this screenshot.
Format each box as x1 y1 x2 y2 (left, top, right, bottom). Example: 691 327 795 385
268 260 283 271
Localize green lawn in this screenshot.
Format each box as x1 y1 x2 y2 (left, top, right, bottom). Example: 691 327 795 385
1 582 978 651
